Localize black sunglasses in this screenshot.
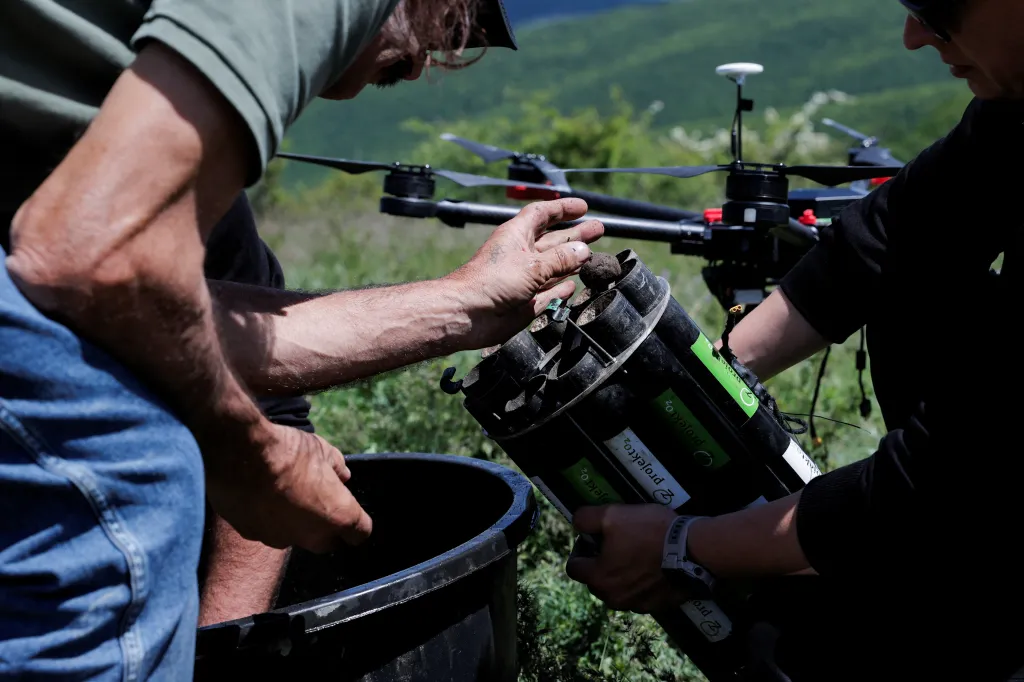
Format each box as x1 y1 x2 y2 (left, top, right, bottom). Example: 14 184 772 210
899 0 962 42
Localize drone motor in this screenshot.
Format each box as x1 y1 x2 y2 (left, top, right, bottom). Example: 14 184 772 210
377 167 441 219
506 156 562 201
382 167 436 200
721 165 791 228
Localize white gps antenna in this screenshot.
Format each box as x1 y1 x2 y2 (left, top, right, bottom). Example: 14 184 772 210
715 63 764 163
715 62 764 86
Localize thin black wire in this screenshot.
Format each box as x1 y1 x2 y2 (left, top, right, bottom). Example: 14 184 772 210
784 412 865 432
857 326 871 418
807 346 831 443
720 308 868 440
721 306 809 435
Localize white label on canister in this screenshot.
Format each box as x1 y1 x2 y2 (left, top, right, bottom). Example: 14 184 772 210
529 477 573 521
782 438 823 484
743 208 757 223
681 599 733 642
603 428 691 509
744 495 768 509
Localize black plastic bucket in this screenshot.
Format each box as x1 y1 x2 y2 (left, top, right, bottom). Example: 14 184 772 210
193 452 538 681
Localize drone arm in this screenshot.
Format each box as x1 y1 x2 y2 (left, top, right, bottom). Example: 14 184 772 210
425 199 705 243
567 188 701 221
779 218 819 246
434 200 522 227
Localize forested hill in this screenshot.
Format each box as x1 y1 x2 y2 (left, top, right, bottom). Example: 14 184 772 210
282 0 966 185
505 0 670 27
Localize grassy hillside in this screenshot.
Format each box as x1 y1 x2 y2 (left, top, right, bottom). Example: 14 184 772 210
282 0 958 187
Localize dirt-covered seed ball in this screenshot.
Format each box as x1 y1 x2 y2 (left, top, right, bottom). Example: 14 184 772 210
579 252 622 290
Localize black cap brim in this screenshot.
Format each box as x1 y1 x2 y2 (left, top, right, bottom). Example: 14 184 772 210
466 0 518 50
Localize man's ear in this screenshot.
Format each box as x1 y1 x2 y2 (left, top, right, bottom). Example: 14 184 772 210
318 32 387 101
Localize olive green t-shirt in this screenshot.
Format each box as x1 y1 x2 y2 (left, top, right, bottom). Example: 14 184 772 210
0 0 400 238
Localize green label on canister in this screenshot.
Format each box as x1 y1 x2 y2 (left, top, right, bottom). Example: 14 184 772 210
561 458 623 506
653 389 732 470
691 332 759 419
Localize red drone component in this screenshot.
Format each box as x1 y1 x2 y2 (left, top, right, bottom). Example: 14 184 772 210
704 208 723 224
870 176 892 186
798 209 818 226
506 184 561 201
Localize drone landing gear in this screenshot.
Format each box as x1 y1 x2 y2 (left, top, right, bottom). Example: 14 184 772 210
700 262 770 317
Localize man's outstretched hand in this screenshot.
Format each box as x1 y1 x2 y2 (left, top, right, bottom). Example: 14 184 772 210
446 198 604 350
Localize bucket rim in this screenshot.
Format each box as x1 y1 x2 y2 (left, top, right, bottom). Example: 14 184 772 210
195 452 537 657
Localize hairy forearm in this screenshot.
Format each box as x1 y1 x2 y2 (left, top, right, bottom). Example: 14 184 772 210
209 278 473 396
714 288 829 382
5 44 265 453
688 492 812 578
200 513 289 626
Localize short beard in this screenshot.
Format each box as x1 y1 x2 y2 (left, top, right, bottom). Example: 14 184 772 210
373 56 414 89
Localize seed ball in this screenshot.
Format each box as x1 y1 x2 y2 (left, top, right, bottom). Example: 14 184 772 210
579 252 622 290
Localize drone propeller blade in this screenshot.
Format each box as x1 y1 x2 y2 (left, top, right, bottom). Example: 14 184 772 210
432 169 569 193
850 147 904 167
783 164 904 186
440 133 573 189
439 133 518 164
528 160 570 189
277 150 567 193
820 118 872 143
560 165 728 180
276 152 397 174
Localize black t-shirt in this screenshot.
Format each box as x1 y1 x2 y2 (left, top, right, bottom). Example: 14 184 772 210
2 192 315 433
749 97 1024 680
204 195 316 433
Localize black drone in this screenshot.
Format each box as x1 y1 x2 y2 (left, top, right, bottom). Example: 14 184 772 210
277 62 904 314
279 64 909 433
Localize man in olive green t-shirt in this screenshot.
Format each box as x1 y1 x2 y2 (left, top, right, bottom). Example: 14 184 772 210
0 1 606 679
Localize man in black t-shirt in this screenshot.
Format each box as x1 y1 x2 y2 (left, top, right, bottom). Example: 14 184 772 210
566 3 1024 680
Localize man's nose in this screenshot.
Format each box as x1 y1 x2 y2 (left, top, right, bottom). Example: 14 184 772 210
903 14 941 51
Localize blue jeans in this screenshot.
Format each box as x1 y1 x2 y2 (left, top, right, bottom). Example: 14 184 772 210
0 247 205 680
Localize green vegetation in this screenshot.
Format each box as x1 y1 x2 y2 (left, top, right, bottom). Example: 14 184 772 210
281 0 967 189
249 75 964 678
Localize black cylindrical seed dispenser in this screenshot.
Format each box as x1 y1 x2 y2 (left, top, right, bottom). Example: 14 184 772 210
442 249 822 682
568 380 704 514
616 330 774 514
529 313 566 351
